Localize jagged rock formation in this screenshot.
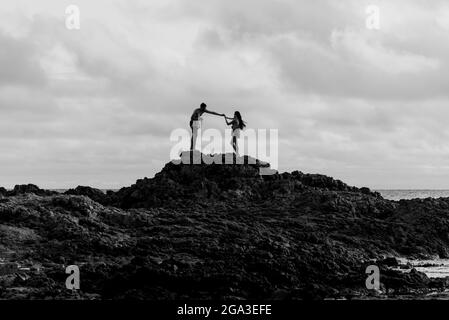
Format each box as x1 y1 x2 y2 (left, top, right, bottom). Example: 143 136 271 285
0 184 58 197
0 152 448 299
111 151 381 209
64 186 112 206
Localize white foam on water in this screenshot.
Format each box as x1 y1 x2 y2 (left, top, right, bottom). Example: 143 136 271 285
377 190 449 201
396 258 449 278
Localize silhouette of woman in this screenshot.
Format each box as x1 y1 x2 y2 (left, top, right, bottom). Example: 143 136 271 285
224 111 246 156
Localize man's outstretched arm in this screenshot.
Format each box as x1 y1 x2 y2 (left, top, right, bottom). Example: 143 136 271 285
204 110 224 116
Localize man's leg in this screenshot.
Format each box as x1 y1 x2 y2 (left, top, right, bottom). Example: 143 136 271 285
191 127 198 150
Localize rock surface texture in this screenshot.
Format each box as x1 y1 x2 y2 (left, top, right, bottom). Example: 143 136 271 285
0 151 448 299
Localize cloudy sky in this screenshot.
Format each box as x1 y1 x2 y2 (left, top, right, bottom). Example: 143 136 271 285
1 0 449 189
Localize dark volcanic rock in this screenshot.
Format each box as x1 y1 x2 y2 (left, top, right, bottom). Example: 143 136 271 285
378 257 399 267
65 186 110 205
0 152 446 300
8 184 57 197
112 151 381 209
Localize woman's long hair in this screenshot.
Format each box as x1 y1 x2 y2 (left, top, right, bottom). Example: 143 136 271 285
234 111 246 130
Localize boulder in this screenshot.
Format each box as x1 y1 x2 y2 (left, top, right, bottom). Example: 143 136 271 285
65 186 110 205
9 184 56 196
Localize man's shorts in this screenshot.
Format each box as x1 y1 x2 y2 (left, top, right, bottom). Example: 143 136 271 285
191 120 201 134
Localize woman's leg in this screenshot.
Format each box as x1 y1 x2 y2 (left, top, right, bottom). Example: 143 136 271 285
234 137 239 156
232 137 238 153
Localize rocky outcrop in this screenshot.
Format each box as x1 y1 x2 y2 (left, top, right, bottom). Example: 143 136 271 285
8 184 57 197
0 152 448 299
112 151 381 209
64 186 111 205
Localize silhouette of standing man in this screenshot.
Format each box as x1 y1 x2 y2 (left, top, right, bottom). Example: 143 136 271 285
190 103 224 150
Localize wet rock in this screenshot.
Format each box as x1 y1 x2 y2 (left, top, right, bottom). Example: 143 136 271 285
378 257 399 267
429 277 449 289
0 263 19 276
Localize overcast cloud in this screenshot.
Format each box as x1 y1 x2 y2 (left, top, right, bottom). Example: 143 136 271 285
1 0 449 189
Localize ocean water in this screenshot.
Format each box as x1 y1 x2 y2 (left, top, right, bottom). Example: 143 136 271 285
51 189 118 193
396 258 449 279
377 190 449 201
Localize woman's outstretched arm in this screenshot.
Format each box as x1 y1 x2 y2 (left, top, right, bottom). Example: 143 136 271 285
223 115 233 125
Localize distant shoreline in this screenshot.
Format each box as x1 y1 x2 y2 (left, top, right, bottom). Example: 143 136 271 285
2 188 120 193
377 189 449 201
4 188 449 201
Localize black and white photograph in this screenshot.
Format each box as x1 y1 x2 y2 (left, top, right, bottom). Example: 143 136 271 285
1 0 449 317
